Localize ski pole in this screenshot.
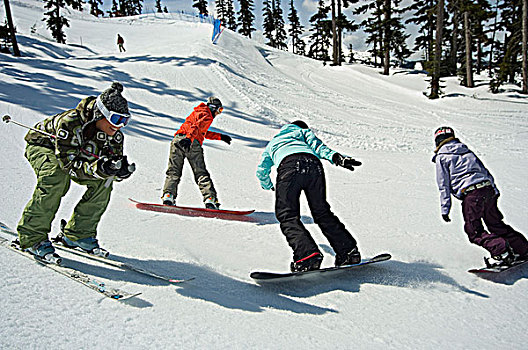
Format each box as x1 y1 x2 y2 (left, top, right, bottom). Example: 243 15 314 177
3 115 56 139
2 114 103 159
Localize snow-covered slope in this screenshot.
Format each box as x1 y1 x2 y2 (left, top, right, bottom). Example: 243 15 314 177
1 2 527 348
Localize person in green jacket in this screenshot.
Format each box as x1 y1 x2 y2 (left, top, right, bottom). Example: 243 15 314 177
17 82 136 263
256 120 362 272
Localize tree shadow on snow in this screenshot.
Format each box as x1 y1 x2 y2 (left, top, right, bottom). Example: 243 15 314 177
64 253 336 314
256 259 489 299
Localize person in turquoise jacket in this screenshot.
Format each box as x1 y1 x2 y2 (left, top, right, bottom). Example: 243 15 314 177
256 120 363 272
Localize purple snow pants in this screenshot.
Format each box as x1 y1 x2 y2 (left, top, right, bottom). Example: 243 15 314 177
462 186 528 257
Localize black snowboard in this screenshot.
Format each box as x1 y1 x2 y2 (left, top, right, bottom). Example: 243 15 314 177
468 258 528 274
250 253 391 282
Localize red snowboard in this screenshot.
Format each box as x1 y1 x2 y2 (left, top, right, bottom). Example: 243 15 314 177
129 198 255 219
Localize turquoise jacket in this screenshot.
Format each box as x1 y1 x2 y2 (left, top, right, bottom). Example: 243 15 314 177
256 124 337 190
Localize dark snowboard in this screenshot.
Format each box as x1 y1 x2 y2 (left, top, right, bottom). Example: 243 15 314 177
250 253 391 282
468 258 528 274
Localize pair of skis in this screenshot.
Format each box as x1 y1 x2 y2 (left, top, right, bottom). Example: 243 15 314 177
0 222 192 302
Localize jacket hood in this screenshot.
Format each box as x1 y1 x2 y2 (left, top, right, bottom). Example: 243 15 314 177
76 96 98 125
194 102 214 117
432 139 469 162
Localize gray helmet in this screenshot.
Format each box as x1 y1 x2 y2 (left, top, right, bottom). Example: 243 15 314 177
207 96 222 112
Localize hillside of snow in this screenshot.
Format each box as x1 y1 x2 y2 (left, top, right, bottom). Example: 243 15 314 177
1 1 527 349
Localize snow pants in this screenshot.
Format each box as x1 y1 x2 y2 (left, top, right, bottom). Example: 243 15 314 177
17 145 113 249
275 153 357 262
462 186 528 257
162 134 218 203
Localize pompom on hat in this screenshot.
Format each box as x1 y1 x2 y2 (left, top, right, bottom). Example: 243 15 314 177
94 82 129 119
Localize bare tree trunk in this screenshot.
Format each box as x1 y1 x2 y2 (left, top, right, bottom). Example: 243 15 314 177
489 0 499 77
3 0 21 56
383 0 391 75
522 0 528 93
450 3 459 76
331 0 338 65
430 0 444 99
337 0 342 64
464 11 474 87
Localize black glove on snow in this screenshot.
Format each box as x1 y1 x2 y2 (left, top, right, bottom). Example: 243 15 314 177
332 153 362 171
179 137 192 152
115 156 136 179
98 156 121 176
220 134 232 145
442 214 451 222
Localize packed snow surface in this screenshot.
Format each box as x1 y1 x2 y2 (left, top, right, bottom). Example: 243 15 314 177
1 1 527 349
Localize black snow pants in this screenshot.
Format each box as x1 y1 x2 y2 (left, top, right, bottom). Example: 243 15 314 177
275 153 357 262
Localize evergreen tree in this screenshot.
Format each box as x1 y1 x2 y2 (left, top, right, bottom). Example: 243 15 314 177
155 0 163 13
490 0 523 92
88 0 103 17
193 0 209 16
404 0 436 62
43 0 83 44
308 0 331 61
273 0 288 50
263 0 276 47
108 0 119 17
288 0 305 54
216 0 228 21
238 0 256 38
226 0 237 30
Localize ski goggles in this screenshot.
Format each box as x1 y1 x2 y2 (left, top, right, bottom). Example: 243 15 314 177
96 96 131 128
217 106 224 114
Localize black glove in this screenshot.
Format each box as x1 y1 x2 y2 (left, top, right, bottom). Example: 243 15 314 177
179 137 192 152
442 214 451 222
115 156 136 179
98 156 120 176
332 153 362 171
220 134 232 145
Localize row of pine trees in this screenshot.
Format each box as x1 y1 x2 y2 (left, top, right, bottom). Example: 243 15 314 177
3 0 528 97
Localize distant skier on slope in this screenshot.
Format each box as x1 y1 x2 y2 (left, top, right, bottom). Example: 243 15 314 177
17 82 136 262
161 97 232 209
256 120 362 272
117 34 126 52
432 126 528 267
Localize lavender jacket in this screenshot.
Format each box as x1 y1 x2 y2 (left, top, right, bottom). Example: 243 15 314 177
433 139 498 215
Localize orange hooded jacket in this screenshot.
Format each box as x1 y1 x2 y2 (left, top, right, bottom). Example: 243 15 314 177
176 103 222 145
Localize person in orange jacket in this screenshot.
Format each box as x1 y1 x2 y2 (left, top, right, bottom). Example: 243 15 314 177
162 97 232 209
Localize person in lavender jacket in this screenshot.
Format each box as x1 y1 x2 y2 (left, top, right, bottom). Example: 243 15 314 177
432 126 528 266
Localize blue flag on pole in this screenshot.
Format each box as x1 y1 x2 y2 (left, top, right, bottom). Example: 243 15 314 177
212 19 223 44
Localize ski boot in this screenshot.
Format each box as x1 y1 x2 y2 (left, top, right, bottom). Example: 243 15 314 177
58 234 109 257
204 196 220 210
290 252 323 273
335 247 361 267
162 193 175 206
25 239 62 265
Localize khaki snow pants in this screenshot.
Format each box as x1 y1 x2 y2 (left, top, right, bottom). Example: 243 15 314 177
162 134 217 203
17 145 113 249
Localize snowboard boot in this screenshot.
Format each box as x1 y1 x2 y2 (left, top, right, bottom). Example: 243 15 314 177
335 247 361 267
162 193 175 206
204 196 220 210
25 239 62 265
485 247 515 268
290 252 323 273
58 234 109 258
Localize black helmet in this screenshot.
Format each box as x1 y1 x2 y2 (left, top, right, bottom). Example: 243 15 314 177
434 126 455 147
291 120 308 129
